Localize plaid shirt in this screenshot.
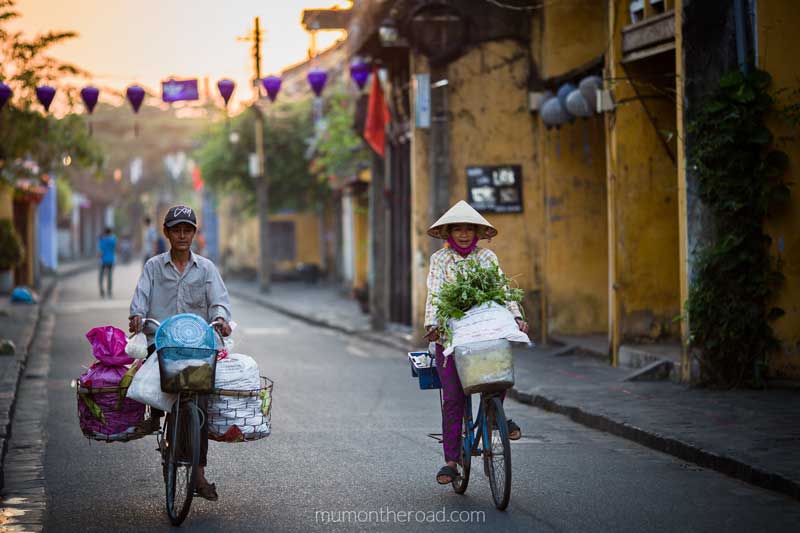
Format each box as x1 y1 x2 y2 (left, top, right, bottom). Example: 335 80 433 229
424 246 522 327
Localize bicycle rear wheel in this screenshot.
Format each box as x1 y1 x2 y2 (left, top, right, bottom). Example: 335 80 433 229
484 396 512 510
452 409 472 494
165 399 200 525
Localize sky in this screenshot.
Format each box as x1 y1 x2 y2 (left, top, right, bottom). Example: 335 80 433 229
9 0 348 108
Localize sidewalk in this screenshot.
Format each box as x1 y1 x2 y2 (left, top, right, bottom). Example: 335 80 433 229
230 279 800 501
0 258 94 489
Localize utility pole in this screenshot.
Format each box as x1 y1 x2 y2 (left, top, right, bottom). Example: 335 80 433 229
246 16 271 292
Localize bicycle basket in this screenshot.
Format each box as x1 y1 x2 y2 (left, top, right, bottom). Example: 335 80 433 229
208 376 273 443
157 346 217 393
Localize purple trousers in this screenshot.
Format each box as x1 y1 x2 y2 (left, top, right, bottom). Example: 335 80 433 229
434 343 505 463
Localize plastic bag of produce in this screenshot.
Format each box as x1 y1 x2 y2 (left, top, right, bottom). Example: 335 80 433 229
125 332 148 359
208 353 269 441
86 326 133 365
444 302 530 355
126 354 178 412
453 338 514 395
77 361 146 435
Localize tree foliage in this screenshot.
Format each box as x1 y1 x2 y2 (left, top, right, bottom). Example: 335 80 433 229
310 87 369 181
685 69 791 388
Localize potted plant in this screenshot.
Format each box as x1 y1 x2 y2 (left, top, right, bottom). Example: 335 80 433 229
0 219 25 293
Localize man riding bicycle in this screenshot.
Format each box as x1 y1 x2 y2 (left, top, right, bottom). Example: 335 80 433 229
128 205 232 501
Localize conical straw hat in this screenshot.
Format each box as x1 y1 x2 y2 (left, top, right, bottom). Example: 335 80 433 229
427 201 497 240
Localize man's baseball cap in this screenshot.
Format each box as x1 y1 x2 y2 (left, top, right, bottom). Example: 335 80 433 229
164 205 197 228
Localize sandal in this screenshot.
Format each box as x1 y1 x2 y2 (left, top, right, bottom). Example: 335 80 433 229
507 419 522 441
195 482 218 501
436 465 459 485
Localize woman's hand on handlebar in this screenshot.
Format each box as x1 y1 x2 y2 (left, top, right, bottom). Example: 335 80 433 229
423 326 440 342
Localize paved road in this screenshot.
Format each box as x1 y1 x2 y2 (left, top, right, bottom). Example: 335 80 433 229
38 263 800 532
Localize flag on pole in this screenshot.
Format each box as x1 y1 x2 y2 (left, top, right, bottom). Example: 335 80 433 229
363 67 390 157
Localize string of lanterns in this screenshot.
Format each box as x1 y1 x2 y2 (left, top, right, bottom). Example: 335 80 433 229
540 75 603 129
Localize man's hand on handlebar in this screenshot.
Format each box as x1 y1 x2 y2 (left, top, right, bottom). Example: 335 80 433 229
212 318 232 337
129 315 143 334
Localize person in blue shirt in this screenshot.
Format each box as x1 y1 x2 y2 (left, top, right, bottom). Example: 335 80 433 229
97 227 117 298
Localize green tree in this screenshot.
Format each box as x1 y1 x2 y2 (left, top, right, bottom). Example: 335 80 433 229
311 87 369 181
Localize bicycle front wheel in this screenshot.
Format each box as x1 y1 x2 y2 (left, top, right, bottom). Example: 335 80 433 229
452 409 472 494
165 400 200 526
484 396 512 510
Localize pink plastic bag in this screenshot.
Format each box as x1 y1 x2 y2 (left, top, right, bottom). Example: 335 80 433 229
85 326 133 366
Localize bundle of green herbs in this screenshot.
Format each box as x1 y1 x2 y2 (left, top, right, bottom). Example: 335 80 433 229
434 259 524 343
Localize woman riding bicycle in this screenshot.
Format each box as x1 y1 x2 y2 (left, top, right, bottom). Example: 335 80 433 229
423 201 527 485
128 205 232 501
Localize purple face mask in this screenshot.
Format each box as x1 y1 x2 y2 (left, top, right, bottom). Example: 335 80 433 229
447 235 479 256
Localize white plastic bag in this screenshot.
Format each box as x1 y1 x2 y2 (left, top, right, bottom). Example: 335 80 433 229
444 302 531 355
125 332 148 359
126 355 178 411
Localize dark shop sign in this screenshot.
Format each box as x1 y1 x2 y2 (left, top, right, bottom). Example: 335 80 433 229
466 165 523 213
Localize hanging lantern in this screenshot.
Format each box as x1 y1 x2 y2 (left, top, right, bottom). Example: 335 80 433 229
566 89 593 118
80 86 99 114
556 83 576 116
349 60 370 90
540 97 570 129
126 85 145 113
307 68 328 97
217 79 235 106
579 75 602 113
36 85 56 112
262 76 282 102
0 82 11 109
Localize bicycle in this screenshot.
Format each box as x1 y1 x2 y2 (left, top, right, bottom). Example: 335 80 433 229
408 351 512 510
143 317 223 526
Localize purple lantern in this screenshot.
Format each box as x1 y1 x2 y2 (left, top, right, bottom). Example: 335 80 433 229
307 68 328 97
217 79 235 106
0 82 11 109
349 60 370 90
126 85 145 113
36 85 56 112
80 86 99 114
262 76 282 102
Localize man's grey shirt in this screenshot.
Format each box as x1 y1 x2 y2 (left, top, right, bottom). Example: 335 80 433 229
130 252 232 340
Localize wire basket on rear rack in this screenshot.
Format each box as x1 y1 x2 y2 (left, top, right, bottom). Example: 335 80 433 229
76 382 160 443
207 376 273 443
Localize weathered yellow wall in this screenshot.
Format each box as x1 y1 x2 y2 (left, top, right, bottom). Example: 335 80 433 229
607 0 681 343
0 185 12 220
270 211 322 266
542 118 609 335
759 1 800 378
540 0 607 79
447 40 543 328
537 1 609 337
352 193 369 289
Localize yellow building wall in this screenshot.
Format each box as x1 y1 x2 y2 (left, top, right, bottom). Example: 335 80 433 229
447 40 543 329
0 185 12 220
542 118 609 336
758 1 800 378
270 211 322 266
607 0 681 344
540 0 607 79
352 193 369 289
536 2 609 337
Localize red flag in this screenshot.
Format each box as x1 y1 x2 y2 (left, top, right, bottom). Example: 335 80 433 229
192 166 204 191
364 67 390 157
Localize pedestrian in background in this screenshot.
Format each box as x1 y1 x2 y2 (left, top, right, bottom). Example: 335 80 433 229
97 227 117 299
143 216 158 266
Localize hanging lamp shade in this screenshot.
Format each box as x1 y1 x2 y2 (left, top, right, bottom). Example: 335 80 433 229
262 76 282 102
80 86 99 114
565 89 593 118
36 85 56 112
126 85 145 113
540 96 570 129
307 68 328 97
0 82 11 109
579 75 602 113
217 79 235 106
349 60 370 90
556 83 576 116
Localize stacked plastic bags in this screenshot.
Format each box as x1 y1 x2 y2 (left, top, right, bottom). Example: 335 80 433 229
78 326 146 436
208 353 270 442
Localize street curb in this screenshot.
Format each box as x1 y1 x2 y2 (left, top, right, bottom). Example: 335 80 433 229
228 287 414 354
0 277 56 492
507 387 800 502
